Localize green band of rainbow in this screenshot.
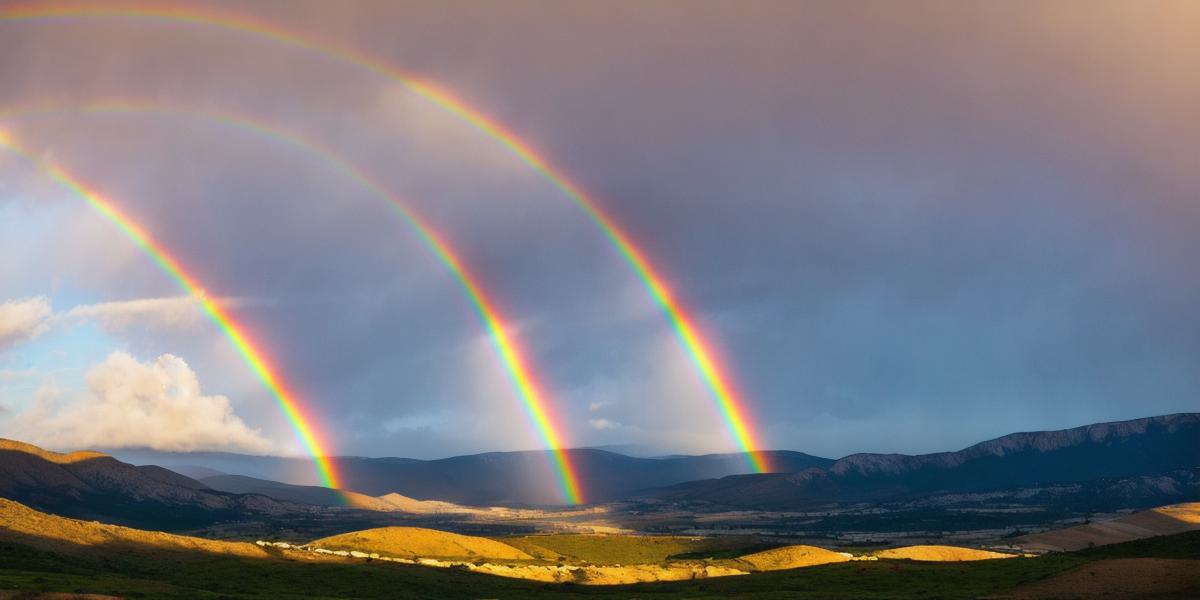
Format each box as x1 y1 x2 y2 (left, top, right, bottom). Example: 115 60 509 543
0 128 342 489
2 104 584 503
1 0 771 473
417 93 772 473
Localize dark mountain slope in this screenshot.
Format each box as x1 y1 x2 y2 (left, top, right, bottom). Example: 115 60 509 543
199 474 348 506
638 413 1200 509
0 439 303 530
114 447 833 505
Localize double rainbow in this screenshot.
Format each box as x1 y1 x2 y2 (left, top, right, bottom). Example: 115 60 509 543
1 0 773 483
2 105 583 504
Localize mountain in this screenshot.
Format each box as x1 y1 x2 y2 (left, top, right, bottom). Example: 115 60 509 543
198 474 352 506
169 464 229 479
198 474 479 514
0 439 303 530
113 447 834 505
635 413 1200 509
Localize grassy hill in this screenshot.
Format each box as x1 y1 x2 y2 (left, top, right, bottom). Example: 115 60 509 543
499 534 789 565
502 534 719 564
735 545 852 571
0 498 268 558
311 527 532 560
872 545 1015 561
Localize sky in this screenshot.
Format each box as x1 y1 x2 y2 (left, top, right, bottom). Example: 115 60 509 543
1 1 1198 462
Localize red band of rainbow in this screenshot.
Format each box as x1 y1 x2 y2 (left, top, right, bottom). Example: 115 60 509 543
2 105 584 503
1 1 772 473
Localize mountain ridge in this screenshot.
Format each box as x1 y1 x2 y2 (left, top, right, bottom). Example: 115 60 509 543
109 447 834 505
636 413 1200 509
0 437 306 530
11 413 1196 510
830 413 1200 477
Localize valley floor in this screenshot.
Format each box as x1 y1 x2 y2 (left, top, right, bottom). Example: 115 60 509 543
2 531 1198 599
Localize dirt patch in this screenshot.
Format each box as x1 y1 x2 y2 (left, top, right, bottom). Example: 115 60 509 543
1150 503 1200 525
1019 503 1200 552
1004 558 1200 599
736 545 852 571
874 545 1014 561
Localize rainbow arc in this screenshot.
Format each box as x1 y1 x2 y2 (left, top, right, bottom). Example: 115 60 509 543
1 0 774 482
2 106 584 504
0 129 342 489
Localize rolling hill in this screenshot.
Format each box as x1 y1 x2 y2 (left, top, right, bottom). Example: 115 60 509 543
310 526 533 560
1017 503 1200 552
0 497 267 558
735 545 851 571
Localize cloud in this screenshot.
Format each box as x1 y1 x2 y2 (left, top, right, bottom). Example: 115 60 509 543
2 3 1199 459
587 400 612 412
0 296 52 351
588 418 620 431
58 296 225 332
0 295 239 349
4 352 274 453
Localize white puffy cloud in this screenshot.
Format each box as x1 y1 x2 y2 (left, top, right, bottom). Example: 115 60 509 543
4 351 274 453
0 296 52 351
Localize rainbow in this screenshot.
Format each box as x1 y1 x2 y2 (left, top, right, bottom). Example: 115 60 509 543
0 127 343 489
1 104 584 503
0 1 773 471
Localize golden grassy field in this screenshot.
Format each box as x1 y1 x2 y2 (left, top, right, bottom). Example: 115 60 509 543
311 526 533 560
7 496 1200 596
735 545 852 570
0 498 267 558
872 545 1016 561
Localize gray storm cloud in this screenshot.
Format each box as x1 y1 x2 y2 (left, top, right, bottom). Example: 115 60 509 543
1 1 1197 458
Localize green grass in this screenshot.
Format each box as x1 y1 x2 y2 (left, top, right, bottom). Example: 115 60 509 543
2 532 1197 599
501 534 720 564
499 534 780 564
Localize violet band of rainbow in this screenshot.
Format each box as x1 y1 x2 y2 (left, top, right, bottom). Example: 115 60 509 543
0 1 774 471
